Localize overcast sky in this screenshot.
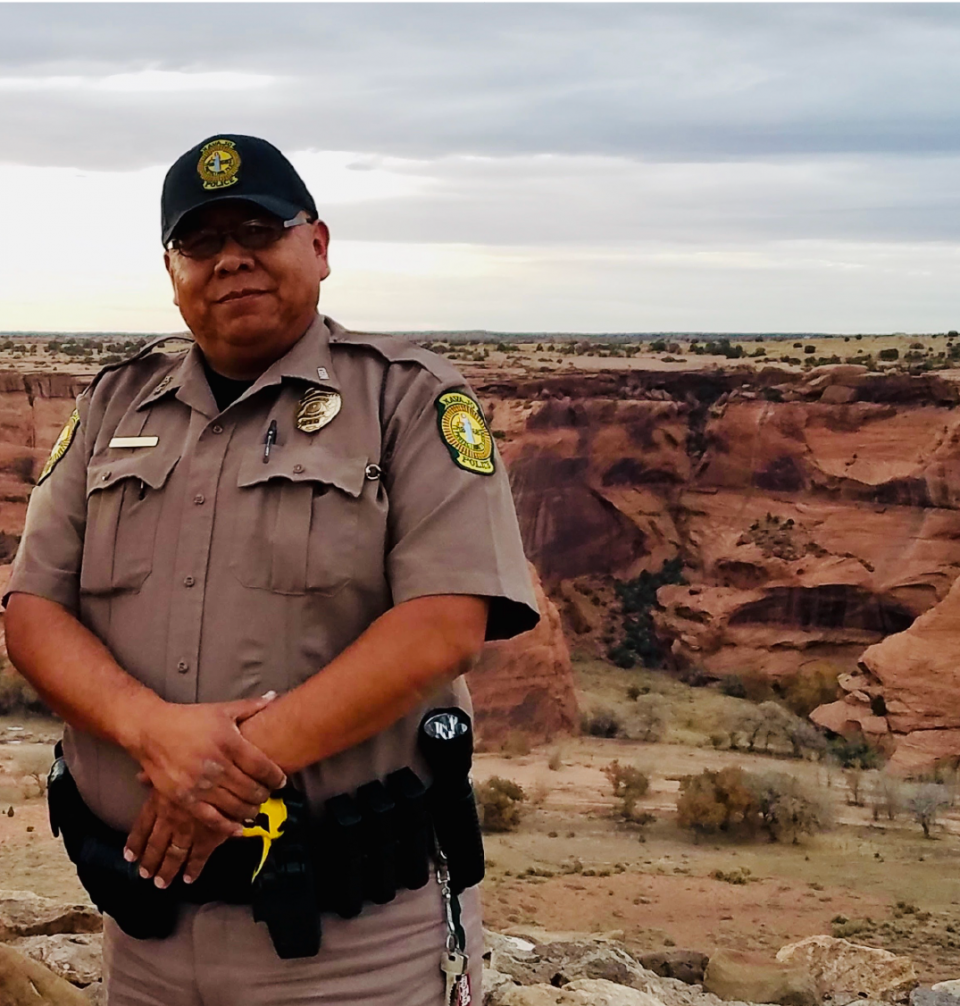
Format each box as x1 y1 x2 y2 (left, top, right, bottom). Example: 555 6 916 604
2 3 960 334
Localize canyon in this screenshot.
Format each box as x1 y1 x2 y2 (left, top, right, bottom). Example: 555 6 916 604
4 358 960 769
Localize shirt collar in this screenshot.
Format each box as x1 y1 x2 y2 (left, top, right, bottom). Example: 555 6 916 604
136 313 340 416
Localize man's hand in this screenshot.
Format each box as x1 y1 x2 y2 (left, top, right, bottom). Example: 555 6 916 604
125 790 228 889
132 695 287 834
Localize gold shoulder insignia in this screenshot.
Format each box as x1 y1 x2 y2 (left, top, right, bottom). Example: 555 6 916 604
197 138 241 191
436 392 494 476
37 409 80 486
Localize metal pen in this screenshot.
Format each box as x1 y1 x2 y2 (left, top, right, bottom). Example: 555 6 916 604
263 419 277 462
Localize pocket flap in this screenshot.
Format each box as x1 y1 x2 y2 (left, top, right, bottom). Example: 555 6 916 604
86 452 180 496
237 449 366 498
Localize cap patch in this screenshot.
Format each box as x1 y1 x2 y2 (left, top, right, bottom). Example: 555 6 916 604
436 392 494 476
197 138 241 191
38 409 80 486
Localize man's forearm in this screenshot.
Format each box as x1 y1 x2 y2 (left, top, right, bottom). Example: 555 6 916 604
4 592 163 755
239 594 488 775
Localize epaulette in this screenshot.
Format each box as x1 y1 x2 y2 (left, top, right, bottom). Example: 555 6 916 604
329 327 463 383
82 334 194 397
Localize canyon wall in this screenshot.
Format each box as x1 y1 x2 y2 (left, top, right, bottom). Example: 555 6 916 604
471 364 960 767
6 361 960 764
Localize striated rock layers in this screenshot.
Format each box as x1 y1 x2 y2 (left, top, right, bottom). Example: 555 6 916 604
473 365 960 686
811 573 960 773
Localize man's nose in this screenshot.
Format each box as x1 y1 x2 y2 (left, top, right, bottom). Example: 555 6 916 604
213 237 255 273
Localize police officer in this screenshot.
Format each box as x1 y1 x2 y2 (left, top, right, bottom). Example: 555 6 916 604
4 134 538 1005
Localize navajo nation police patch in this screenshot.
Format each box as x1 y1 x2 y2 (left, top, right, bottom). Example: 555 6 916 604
37 409 80 485
436 392 494 476
197 138 241 191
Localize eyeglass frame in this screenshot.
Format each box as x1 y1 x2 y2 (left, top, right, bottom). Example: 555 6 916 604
165 210 314 259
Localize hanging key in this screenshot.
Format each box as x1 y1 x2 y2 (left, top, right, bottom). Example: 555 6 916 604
440 949 469 1006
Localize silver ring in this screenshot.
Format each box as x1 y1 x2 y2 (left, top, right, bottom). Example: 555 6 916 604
169 843 190 853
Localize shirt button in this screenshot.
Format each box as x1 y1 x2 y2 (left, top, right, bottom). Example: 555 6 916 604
193 494 205 505
101 472 111 481
211 425 224 435
293 464 304 474
183 576 195 587
177 660 189 674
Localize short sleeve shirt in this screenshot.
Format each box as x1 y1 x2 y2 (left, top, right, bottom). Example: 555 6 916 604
6 314 539 830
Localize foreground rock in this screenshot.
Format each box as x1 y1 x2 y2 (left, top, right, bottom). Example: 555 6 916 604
640 951 709 985
496 978 668 1006
0 889 101 941
0 942 90 1005
484 932 749 1006
777 936 916 1001
9 933 103 987
704 949 818 1006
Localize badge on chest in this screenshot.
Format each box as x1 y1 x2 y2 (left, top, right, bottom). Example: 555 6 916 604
296 388 342 433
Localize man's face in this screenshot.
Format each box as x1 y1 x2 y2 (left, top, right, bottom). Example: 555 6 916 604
164 201 330 364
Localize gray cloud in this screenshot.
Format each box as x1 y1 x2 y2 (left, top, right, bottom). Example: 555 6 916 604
3 4 960 170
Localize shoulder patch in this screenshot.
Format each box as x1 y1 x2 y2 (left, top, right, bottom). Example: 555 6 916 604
37 409 80 486
436 392 495 476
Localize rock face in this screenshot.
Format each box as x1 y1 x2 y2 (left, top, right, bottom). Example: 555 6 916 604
471 564 579 743
475 365 960 688
703 949 818 1006
10 933 102 987
776 935 917 1001
0 890 101 941
810 573 960 772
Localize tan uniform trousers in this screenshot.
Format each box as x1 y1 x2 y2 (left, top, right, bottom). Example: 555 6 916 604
102 883 483 1006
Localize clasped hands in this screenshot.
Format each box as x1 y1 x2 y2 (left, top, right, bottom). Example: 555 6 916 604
123 693 285 890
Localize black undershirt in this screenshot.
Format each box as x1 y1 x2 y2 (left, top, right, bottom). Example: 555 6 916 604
202 357 256 412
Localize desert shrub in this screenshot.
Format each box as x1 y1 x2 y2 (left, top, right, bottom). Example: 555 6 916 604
730 701 822 757
548 749 563 771
603 760 650 821
780 664 840 717
879 347 900 361
676 767 759 837
867 772 905 821
582 708 624 739
845 766 866 806
609 559 685 670
630 694 668 743
712 867 754 884
746 771 831 843
13 747 53 797
476 776 526 833
720 676 747 699
0 670 48 716
827 735 884 769
904 782 952 839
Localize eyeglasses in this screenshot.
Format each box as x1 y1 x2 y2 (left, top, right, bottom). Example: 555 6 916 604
167 215 311 260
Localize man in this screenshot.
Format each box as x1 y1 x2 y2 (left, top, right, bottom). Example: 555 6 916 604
4 134 538 1005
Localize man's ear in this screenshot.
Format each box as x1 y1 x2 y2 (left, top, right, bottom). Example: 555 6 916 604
314 220 331 281
163 251 180 307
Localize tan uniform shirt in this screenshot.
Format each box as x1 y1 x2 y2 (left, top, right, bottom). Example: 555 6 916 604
7 314 538 831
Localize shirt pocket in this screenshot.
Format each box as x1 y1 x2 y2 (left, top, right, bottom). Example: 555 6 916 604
232 449 367 596
81 451 180 595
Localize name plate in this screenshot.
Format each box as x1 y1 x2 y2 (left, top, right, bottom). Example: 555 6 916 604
109 436 159 449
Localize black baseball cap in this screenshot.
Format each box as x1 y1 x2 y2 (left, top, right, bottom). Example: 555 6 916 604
161 134 318 246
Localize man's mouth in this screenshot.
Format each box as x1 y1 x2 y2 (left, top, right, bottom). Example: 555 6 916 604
217 289 270 304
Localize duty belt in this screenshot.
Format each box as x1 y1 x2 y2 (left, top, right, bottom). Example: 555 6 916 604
46 708 484 959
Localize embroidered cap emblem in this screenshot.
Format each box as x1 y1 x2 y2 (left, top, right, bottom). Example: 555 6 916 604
296 388 342 433
436 392 494 476
197 138 241 191
38 409 80 485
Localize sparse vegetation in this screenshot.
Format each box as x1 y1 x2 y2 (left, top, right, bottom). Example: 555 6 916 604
603 760 651 822
476 776 527 833
0 669 48 716
608 558 685 669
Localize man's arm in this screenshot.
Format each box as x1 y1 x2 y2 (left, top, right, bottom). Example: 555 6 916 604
238 594 489 772
4 592 287 832
126 593 488 886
